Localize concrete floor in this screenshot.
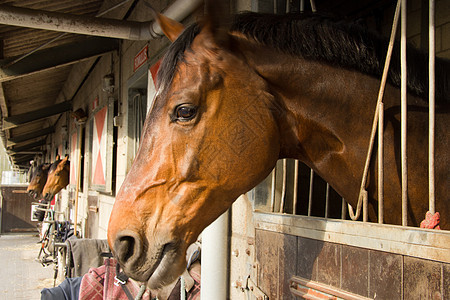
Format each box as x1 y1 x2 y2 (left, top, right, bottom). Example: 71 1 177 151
0 234 54 300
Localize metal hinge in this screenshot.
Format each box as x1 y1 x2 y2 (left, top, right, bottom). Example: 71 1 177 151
246 277 268 300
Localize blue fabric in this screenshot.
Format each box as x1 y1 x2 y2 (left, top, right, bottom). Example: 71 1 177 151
41 277 82 300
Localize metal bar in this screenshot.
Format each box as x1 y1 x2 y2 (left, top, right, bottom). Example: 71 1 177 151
300 0 305 12
341 198 347 220
307 169 314 216
428 0 436 214
270 168 276 212
351 0 401 221
280 159 287 213
378 102 384 224
324 183 329 218
310 0 317 12
363 191 368 222
293 160 299 215
401 0 408 226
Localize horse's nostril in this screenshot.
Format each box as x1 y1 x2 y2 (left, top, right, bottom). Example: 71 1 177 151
117 236 135 262
114 231 142 266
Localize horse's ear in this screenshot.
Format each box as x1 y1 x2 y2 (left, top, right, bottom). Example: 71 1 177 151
157 13 185 42
55 154 60 161
201 0 233 49
148 3 184 42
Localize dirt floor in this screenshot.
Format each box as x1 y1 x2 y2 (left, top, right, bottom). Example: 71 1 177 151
0 234 54 299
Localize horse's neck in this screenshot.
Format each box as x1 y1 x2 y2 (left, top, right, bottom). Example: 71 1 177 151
246 48 394 205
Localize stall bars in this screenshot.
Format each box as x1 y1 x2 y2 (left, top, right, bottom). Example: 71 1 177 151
269 0 439 228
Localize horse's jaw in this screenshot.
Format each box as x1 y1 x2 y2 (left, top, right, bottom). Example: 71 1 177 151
146 244 186 289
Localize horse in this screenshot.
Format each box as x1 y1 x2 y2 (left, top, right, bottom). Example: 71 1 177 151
107 7 449 289
42 156 70 201
27 163 50 199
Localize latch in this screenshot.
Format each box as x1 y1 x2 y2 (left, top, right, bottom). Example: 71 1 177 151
246 276 268 300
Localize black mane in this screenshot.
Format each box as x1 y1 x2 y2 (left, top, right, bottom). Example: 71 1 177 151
49 159 62 173
157 12 449 103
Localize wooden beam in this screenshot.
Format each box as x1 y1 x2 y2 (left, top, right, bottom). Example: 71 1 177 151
10 151 43 155
7 126 54 146
0 37 119 82
2 101 71 130
7 139 46 153
12 154 35 164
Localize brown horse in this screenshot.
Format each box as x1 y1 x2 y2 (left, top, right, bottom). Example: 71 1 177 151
108 8 449 289
42 156 70 201
27 163 50 199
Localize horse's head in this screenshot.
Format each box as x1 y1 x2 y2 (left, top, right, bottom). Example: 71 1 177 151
27 163 50 199
108 8 281 288
42 156 70 201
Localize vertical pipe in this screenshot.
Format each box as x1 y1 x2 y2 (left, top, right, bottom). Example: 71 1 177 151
341 198 347 220
280 159 287 213
293 160 299 215
401 0 408 226
310 0 317 12
300 0 305 12
201 210 229 300
180 276 186 300
325 183 329 218
363 191 368 222
378 102 384 224
270 168 276 212
428 0 436 214
308 169 314 216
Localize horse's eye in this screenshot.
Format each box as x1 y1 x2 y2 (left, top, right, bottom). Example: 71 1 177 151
175 105 197 122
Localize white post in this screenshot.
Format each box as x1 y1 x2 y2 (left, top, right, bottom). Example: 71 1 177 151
400 0 408 226
378 102 384 224
201 210 229 300
428 0 436 214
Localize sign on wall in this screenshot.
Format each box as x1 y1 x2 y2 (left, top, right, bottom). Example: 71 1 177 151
92 105 107 186
89 100 114 193
134 45 148 72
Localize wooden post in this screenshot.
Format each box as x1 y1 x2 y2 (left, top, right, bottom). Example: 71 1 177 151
73 125 83 236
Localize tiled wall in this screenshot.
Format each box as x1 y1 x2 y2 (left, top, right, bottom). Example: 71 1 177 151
255 229 449 299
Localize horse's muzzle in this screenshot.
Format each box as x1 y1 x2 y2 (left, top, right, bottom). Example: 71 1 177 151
43 193 52 201
113 230 150 282
28 190 38 199
113 230 180 286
